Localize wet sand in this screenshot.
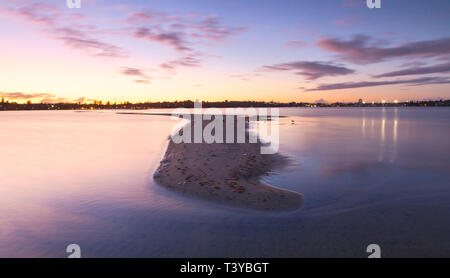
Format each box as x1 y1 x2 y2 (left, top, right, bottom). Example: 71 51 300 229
153 116 303 211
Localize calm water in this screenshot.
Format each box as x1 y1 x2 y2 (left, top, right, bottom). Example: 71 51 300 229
0 108 449 257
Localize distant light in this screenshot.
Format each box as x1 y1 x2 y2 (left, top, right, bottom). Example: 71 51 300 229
382 100 386 104
394 100 398 104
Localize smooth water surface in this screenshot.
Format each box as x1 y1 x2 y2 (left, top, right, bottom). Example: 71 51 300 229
0 108 449 257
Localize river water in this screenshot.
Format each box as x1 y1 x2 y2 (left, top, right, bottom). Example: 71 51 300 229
0 108 449 257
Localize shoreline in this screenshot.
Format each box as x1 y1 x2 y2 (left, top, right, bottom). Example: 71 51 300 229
153 116 303 211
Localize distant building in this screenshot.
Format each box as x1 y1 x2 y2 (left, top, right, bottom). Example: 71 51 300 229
358 98 363 105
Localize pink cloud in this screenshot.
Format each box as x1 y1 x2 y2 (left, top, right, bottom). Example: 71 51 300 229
134 28 192 52
160 55 202 71
0 91 91 103
318 35 450 64
263 61 355 80
333 15 360 26
126 11 246 53
305 76 450 92
120 67 151 84
2 1 126 57
373 62 450 78
285 40 306 48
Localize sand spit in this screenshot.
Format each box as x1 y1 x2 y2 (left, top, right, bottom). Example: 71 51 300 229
153 116 303 211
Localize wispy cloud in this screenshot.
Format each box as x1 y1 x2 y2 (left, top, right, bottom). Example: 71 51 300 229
125 11 245 72
134 27 191 52
304 76 450 92
121 67 150 78
2 2 245 76
318 35 450 64
0 92 55 100
127 11 246 53
0 91 90 103
228 72 261 82
333 15 360 26
2 1 126 57
190 15 248 42
374 62 450 78
120 67 151 84
59 36 125 57
134 79 151 84
263 61 355 80
160 55 202 70
285 40 306 48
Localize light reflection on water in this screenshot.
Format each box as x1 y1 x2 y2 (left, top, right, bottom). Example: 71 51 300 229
0 108 449 257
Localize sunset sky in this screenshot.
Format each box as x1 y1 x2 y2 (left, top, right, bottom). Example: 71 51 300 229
0 0 449 104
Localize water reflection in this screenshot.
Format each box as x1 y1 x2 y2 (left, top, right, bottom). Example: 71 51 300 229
1 108 450 257
360 108 399 163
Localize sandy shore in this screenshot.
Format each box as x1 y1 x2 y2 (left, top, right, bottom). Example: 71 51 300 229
153 115 303 211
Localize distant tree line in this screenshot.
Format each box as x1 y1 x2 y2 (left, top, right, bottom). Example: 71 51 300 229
1 98 449 111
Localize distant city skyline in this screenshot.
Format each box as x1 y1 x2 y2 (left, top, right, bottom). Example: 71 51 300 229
0 0 449 104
